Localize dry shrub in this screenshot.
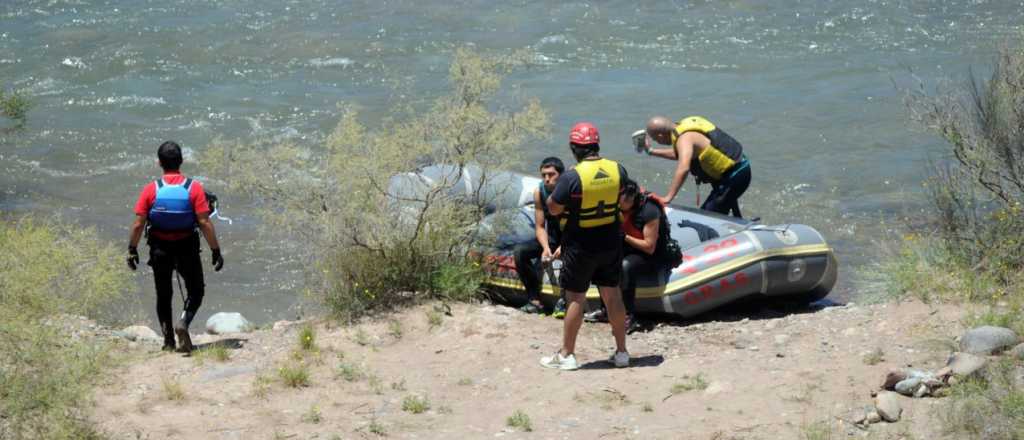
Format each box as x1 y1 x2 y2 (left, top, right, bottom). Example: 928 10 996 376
201 49 548 320
906 40 1024 273
0 217 133 439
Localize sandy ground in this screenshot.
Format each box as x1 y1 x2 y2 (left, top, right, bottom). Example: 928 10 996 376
91 299 965 440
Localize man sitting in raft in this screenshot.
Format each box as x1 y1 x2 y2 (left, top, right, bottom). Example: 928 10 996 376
584 178 674 334
514 157 568 317
636 116 751 218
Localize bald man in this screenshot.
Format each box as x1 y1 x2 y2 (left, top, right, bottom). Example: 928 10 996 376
635 116 751 218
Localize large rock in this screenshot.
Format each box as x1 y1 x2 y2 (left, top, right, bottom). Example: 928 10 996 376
874 391 902 422
118 325 159 341
959 326 1019 355
205 312 254 335
946 352 988 378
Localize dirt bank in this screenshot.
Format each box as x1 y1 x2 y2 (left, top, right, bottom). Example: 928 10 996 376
91 300 963 439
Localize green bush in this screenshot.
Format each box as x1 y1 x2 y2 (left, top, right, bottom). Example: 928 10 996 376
906 40 1024 274
201 49 548 320
0 217 133 439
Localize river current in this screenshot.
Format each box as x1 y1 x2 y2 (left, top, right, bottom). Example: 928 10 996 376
2 0 1022 324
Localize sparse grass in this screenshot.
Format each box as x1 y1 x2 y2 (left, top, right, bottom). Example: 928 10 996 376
963 305 1024 337
252 374 273 399
390 378 407 391
506 410 533 432
367 374 384 394
641 402 654 412
302 405 322 424
278 361 311 388
353 328 370 346
298 324 317 351
368 419 387 436
595 388 630 410
457 377 472 386
387 319 403 339
192 344 231 364
941 357 1024 439
670 374 708 394
337 361 363 382
862 348 885 366
401 395 430 414
426 309 444 329
162 378 185 401
783 383 821 405
800 420 837 440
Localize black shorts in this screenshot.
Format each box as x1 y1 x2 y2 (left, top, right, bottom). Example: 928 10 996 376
559 245 622 292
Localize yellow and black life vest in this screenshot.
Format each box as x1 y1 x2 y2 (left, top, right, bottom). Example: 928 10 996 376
672 116 745 183
575 158 621 228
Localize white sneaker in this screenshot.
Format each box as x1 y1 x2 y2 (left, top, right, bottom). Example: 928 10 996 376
611 351 629 368
540 352 579 370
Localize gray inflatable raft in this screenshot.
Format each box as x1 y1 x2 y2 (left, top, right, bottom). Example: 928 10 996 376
390 165 838 318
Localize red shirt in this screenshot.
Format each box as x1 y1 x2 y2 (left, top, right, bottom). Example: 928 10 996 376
134 171 209 241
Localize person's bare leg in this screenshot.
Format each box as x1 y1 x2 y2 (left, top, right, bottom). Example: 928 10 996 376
599 286 627 352
560 291 586 356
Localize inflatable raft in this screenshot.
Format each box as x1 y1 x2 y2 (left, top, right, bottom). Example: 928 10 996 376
390 165 838 318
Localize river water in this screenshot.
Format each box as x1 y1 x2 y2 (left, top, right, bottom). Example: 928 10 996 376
2 0 1022 324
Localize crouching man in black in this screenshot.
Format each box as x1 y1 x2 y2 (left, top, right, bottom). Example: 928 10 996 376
513 157 568 317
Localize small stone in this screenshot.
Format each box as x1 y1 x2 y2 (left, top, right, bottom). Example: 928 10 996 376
842 327 858 337
960 326 1019 355
774 334 790 345
119 325 159 341
946 352 988 378
874 391 902 422
866 410 882 424
894 377 922 396
1010 343 1024 360
206 312 254 335
529 343 540 349
272 320 293 331
913 384 929 398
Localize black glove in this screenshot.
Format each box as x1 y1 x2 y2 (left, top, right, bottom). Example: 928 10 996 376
211 248 224 272
127 246 139 271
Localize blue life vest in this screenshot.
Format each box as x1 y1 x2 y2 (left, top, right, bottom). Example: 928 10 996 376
148 178 196 231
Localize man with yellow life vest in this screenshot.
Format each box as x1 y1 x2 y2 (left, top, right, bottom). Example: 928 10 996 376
636 116 751 218
540 122 630 370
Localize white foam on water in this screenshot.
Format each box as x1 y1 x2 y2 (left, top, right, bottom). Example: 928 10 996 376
61 57 88 69
538 34 569 45
66 95 167 107
308 57 355 68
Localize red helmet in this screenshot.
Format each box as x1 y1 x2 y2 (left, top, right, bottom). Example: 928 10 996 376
569 122 600 145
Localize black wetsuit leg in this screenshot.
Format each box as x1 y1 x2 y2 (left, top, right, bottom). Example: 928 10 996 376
513 240 544 302
148 234 205 328
175 235 205 326
621 252 654 315
701 164 751 218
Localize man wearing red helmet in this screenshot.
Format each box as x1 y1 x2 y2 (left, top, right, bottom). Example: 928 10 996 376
539 122 631 370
